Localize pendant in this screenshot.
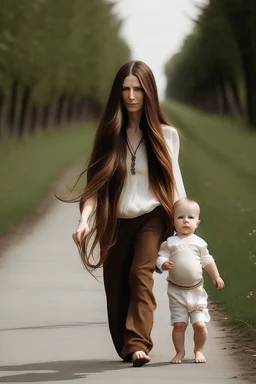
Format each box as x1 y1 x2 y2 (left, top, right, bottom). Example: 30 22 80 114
131 155 136 175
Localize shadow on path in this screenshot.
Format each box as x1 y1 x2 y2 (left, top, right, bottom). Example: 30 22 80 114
0 360 172 382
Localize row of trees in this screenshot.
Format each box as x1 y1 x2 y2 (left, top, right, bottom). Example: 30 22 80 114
0 0 130 140
165 0 256 127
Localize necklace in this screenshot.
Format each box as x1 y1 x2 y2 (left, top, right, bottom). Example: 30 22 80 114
126 136 144 175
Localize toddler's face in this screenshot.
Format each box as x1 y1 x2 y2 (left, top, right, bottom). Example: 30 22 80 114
173 202 200 236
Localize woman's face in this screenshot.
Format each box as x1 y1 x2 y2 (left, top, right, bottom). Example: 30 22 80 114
121 75 144 113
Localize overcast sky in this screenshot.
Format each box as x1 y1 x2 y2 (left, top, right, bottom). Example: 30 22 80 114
114 0 207 99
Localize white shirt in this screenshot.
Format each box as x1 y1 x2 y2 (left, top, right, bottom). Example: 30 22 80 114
156 234 215 287
118 125 186 218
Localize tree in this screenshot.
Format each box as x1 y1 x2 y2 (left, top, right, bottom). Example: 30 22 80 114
165 0 256 126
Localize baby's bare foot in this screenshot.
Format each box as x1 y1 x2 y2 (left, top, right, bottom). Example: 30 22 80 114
170 352 185 364
194 351 206 363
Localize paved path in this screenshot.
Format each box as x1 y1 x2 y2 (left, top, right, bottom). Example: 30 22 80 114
0 196 247 383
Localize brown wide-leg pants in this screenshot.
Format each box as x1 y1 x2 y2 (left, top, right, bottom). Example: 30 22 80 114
103 206 167 361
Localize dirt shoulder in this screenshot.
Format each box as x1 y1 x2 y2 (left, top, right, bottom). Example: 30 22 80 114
209 303 256 383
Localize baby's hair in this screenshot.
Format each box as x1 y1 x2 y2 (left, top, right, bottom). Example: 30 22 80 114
173 197 200 216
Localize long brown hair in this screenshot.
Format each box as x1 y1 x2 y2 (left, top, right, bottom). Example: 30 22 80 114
78 61 176 271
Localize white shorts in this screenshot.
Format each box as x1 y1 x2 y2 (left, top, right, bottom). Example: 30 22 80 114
167 282 210 325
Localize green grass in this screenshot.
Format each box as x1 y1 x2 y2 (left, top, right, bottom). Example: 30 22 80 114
0 123 95 233
163 101 256 335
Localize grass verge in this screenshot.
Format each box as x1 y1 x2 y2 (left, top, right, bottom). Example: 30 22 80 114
0 123 95 234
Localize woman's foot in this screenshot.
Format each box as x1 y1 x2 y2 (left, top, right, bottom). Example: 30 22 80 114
132 351 150 367
170 351 185 364
194 351 206 363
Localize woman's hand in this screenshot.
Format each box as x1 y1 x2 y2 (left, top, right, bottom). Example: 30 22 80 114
74 219 90 245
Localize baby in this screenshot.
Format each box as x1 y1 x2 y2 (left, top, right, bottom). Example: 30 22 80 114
156 197 224 364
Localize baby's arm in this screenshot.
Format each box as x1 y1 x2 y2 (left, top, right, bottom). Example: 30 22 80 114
156 241 173 273
204 263 224 289
201 245 225 289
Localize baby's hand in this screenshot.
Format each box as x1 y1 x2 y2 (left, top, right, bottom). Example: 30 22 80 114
162 260 174 271
213 277 225 290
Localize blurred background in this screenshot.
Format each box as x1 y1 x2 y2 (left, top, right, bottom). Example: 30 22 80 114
0 0 255 340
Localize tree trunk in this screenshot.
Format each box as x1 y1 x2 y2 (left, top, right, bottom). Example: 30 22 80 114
242 55 256 127
29 105 38 134
0 92 5 142
55 93 66 126
229 78 243 116
8 79 19 136
75 97 84 121
41 104 50 130
18 85 31 137
47 98 58 129
67 95 75 123
218 74 230 115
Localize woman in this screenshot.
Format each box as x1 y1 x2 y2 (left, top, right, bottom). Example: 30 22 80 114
74 60 186 367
